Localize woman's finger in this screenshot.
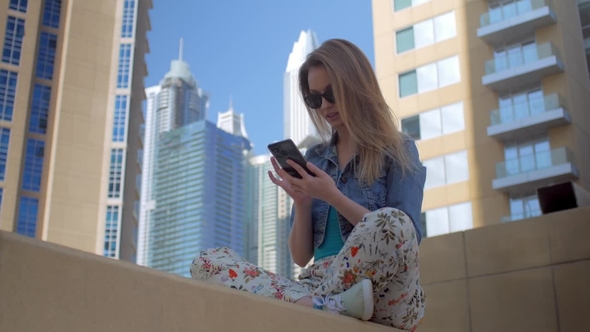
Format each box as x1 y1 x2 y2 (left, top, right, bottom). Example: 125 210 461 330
286 160 310 180
268 170 287 188
270 157 283 174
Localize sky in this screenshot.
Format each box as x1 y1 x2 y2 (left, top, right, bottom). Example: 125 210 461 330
145 0 375 155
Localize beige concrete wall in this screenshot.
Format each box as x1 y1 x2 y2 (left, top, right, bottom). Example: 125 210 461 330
0 230 401 332
418 206 590 332
2 207 588 332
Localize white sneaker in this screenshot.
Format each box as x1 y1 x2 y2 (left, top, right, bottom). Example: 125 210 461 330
313 279 374 321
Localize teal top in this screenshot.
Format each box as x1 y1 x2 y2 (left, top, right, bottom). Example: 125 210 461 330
314 170 345 261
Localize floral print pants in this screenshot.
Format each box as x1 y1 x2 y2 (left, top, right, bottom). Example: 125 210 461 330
190 207 425 331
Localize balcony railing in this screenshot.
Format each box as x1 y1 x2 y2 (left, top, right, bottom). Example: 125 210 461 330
496 147 573 179
480 0 551 27
501 209 542 222
485 42 558 75
490 93 566 125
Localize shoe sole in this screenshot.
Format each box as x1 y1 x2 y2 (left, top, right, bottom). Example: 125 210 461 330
360 279 374 321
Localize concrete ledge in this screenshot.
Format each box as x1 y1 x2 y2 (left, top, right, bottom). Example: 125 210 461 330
418 207 590 332
0 231 397 332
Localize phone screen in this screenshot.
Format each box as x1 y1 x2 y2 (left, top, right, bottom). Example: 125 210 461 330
267 139 316 179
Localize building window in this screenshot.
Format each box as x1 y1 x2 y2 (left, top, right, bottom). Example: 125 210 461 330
492 40 537 73
36 32 58 80
29 84 51 134
117 44 132 89
0 69 17 122
121 0 136 38
503 137 550 176
17 196 39 238
422 202 473 238
104 205 120 258
0 188 3 212
396 11 457 53
42 0 61 29
508 195 541 222
113 95 128 142
9 0 28 12
0 127 9 181
497 88 544 124
487 0 534 25
22 139 45 192
423 150 469 189
2 16 25 66
402 102 465 141
399 56 461 97
108 149 124 198
394 0 430 12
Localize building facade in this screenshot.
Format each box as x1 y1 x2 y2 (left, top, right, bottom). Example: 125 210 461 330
0 0 152 262
137 51 209 266
148 120 251 277
247 155 294 277
284 29 320 147
372 0 590 237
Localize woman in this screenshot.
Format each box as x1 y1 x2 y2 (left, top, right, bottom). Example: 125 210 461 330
191 38 426 331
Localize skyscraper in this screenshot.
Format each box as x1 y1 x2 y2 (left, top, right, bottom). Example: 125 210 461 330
217 99 248 138
0 0 151 262
247 155 293 277
136 85 160 266
148 119 251 277
372 0 590 235
284 29 320 147
137 42 210 266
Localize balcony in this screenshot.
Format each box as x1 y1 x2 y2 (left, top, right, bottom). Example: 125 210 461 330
482 42 564 92
478 0 557 45
487 93 571 141
493 147 579 194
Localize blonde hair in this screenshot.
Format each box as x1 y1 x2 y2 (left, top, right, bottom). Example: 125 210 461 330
298 39 415 184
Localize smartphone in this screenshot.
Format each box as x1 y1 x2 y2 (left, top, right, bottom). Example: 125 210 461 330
267 139 316 179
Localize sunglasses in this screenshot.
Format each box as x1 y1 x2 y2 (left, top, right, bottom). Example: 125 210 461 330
303 85 335 109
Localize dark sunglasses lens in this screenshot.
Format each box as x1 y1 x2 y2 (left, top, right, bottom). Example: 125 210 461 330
324 87 335 104
304 95 322 109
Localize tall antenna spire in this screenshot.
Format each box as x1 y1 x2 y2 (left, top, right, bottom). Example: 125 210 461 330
229 94 233 110
179 38 184 62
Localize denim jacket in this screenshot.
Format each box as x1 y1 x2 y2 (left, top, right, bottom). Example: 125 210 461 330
289 135 427 248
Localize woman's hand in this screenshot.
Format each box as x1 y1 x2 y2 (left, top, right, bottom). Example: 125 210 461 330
285 160 339 204
268 157 312 205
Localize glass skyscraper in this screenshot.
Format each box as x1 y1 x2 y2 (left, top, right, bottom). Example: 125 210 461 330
246 156 293 277
148 120 251 277
137 44 210 266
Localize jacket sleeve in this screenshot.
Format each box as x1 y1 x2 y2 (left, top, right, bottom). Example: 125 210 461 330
385 138 427 244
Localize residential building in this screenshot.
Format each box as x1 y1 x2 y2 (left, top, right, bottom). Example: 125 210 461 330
137 43 210 266
372 0 590 237
148 118 251 277
284 29 320 147
0 0 152 262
